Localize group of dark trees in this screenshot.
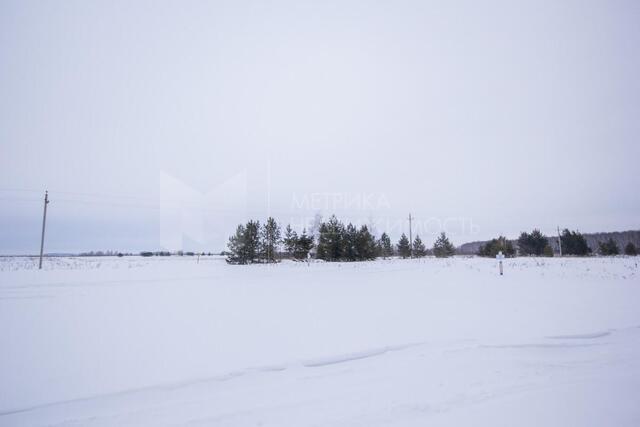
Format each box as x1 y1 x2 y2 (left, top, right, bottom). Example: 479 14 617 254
598 239 638 256
477 236 516 258
283 225 314 260
227 218 299 264
315 216 378 261
227 217 640 264
559 229 591 256
226 215 457 264
518 229 550 256
396 232 454 258
477 228 638 257
598 238 619 256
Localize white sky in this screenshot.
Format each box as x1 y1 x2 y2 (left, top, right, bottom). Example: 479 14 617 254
1 0 639 253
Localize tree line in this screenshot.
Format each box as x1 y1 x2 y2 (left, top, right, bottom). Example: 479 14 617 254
477 228 638 257
226 215 456 264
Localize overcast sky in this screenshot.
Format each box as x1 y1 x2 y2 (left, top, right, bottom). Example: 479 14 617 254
1 0 639 254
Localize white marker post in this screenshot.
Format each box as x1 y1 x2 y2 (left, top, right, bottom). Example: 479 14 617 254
496 251 505 276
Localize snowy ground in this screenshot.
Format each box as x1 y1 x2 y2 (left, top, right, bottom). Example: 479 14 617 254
1 255 639 426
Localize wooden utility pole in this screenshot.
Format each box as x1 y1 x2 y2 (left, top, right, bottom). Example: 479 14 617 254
408 213 413 258
557 226 562 257
38 191 49 270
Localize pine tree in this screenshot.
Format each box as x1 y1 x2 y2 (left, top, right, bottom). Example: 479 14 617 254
244 220 261 263
529 229 548 255
226 220 261 264
261 217 281 263
355 225 377 260
433 232 455 258
560 229 591 256
295 228 314 259
517 229 548 256
397 233 411 258
413 235 427 257
375 239 383 258
341 223 358 261
478 236 515 258
504 239 516 257
316 215 343 261
316 222 330 260
598 238 619 256
283 224 298 258
226 224 246 264
517 232 531 255
625 242 638 256
379 232 393 258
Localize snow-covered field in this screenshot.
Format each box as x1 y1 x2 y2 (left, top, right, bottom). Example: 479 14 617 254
1 256 639 426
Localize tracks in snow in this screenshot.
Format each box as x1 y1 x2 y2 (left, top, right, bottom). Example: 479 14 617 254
1 327 633 420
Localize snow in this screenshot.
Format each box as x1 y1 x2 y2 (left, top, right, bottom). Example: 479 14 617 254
1 256 639 426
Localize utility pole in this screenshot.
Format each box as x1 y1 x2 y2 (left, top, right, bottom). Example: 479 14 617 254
39 191 49 270
408 213 413 258
557 226 562 257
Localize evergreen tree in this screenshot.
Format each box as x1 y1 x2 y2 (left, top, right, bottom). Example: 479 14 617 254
477 236 515 258
379 232 393 258
517 229 548 256
624 242 638 256
283 224 298 258
397 233 411 258
598 238 619 256
294 228 314 259
374 239 383 258
529 229 548 255
516 232 530 255
226 220 260 264
433 232 455 258
261 217 281 263
316 215 344 261
413 235 427 257
226 224 246 264
355 225 377 260
316 223 330 260
341 223 358 261
560 229 591 256
244 220 261 263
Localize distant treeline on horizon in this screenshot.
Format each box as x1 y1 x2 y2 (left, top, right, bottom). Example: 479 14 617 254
19 226 638 260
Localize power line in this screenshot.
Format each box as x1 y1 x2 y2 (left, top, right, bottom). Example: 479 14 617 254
0 187 157 202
